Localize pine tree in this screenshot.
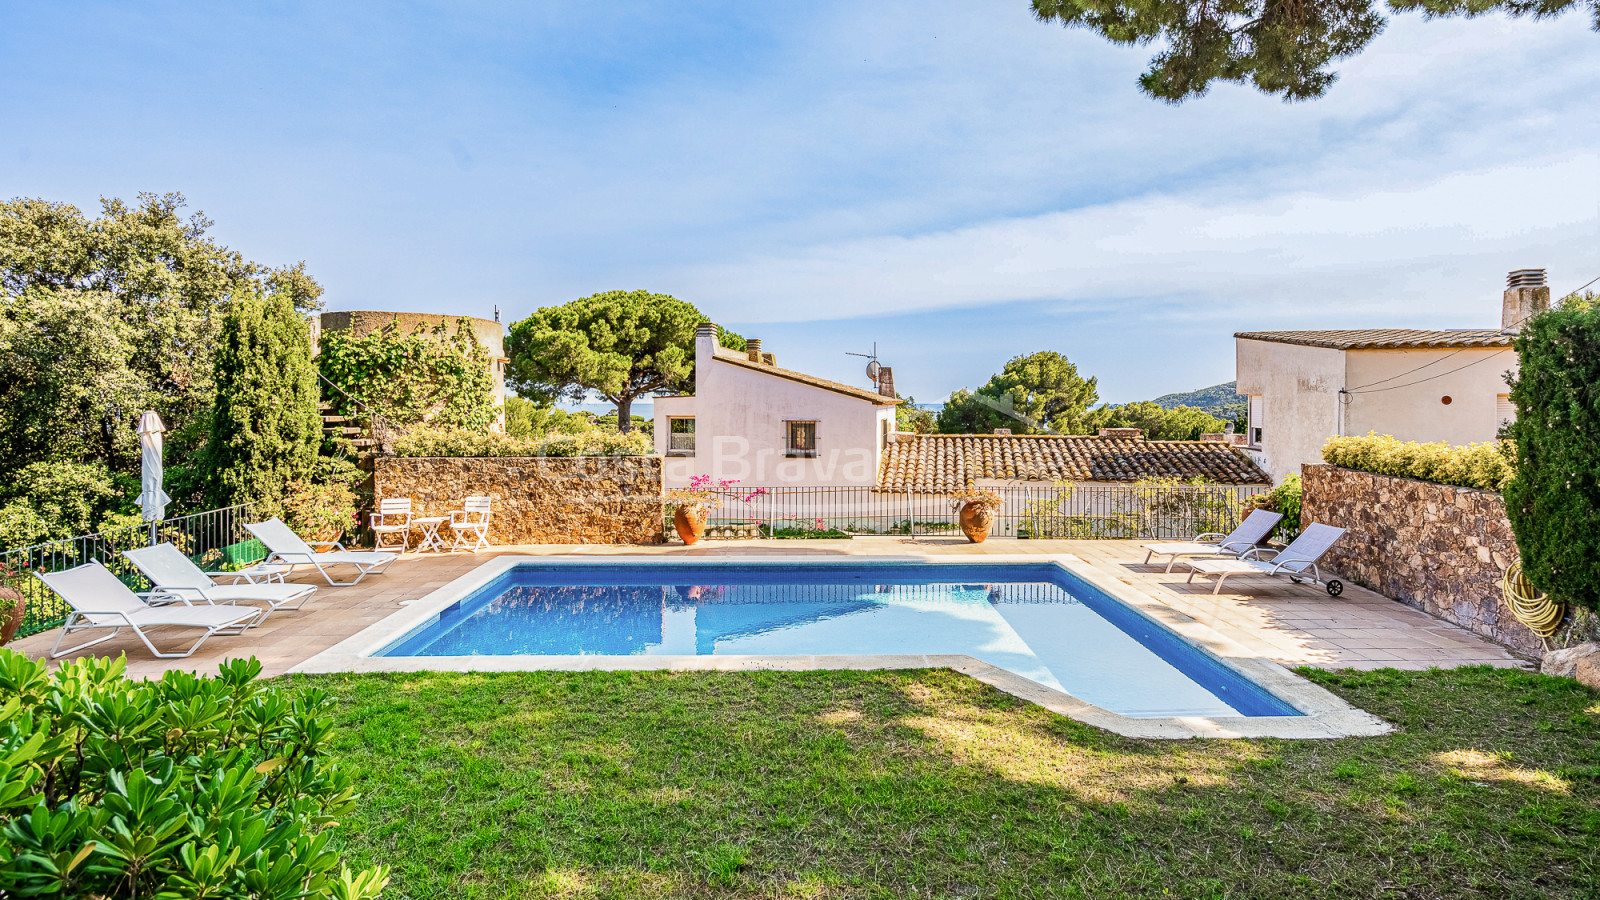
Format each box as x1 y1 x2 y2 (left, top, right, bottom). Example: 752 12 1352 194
204 288 322 517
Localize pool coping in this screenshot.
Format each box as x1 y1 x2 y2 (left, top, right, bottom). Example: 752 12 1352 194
289 554 1392 740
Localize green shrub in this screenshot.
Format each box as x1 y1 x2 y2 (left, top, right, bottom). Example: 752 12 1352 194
318 318 495 431
0 650 387 899
1504 296 1600 613
0 460 141 550
1246 474 1302 541
1321 433 1513 491
390 425 651 458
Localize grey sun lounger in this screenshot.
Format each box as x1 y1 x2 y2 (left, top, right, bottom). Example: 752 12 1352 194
1183 523 1349 595
245 517 397 586
123 542 318 623
1139 510 1284 572
38 560 262 659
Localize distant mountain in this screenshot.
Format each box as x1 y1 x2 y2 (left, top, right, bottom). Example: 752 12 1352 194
1154 381 1243 414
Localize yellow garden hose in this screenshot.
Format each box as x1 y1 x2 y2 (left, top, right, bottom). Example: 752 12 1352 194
1502 562 1564 645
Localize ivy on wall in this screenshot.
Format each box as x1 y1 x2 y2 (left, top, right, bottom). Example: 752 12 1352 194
318 317 496 431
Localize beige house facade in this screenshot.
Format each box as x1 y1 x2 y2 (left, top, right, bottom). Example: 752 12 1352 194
1234 271 1547 483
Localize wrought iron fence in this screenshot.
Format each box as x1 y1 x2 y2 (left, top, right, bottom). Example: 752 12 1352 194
691 483 1259 541
0 503 262 640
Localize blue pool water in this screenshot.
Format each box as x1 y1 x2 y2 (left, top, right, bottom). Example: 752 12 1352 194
380 563 1300 718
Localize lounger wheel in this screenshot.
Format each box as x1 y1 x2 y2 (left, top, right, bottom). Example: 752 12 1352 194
1326 579 1343 597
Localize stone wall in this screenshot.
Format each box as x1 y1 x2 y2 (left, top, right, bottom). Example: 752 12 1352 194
1301 464 1541 657
372 456 664 545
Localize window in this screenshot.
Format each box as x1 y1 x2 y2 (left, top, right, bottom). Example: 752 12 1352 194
668 418 695 455
1247 395 1264 448
1497 394 1516 431
786 421 817 458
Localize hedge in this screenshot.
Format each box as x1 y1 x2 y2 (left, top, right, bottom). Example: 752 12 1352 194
1504 296 1600 613
1320 433 1514 492
391 425 652 458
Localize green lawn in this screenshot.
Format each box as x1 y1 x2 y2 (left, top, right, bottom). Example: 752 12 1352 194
297 666 1600 899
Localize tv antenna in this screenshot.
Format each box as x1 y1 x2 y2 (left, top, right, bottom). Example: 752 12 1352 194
846 343 881 383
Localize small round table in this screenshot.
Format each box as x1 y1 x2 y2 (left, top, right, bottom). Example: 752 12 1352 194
413 516 450 553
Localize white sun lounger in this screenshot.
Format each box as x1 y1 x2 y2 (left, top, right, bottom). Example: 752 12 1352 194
38 560 262 659
1183 523 1349 595
123 543 318 623
244 518 397 586
1139 510 1284 572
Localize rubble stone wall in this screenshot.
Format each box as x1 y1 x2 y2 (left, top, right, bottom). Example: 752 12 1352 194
372 456 664 545
1301 464 1540 657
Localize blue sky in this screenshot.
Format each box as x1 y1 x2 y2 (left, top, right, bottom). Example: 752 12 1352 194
4 1 1597 405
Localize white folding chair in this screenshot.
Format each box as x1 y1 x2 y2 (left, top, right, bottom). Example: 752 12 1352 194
370 498 414 552
449 496 493 552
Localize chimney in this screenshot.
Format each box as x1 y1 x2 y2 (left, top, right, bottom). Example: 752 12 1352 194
746 338 763 363
1097 427 1144 440
1503 269 1550 333
762 352 776 366
876 366 895 398
695 323 718 379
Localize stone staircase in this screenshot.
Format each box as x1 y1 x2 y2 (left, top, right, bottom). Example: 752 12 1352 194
319 403 383 454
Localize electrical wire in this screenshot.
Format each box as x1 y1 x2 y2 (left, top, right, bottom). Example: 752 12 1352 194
1337 272 1599 399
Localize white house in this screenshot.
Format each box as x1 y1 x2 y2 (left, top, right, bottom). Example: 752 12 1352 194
653 323 901 487
1235 269 1548 483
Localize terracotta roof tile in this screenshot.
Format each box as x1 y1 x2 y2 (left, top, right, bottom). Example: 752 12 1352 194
713 348 899 405
876 433 1270 492
1234 329 1512 350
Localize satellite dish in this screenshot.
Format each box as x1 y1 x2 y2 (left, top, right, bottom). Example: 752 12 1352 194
865 360 882 382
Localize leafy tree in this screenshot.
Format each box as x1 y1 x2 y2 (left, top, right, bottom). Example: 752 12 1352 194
896 395 938 433
1504 294 1600 612
318 318 496 431
202 288 323 517
0 461 141 549
506 290 741 433
0 192 323 507
504 396 594 438
1075 401 1229 439
936 351 1099 434
1032 0 1597 104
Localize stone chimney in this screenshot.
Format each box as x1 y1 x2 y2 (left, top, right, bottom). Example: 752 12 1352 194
1097 427 1144 440
1502 269 1550 333
746 338 763 363
876 366 895 398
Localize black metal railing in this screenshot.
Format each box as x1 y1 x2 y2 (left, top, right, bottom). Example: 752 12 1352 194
687 484 1259 541
1 503 262 640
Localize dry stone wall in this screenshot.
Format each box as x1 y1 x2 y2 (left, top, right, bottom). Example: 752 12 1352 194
373 456 664 545
1301 464 1540 657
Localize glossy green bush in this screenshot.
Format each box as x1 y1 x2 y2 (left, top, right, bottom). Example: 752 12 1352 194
1321 432 1513 491
0 651 387 899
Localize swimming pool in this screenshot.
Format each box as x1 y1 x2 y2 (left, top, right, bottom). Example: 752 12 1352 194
377 561 1301 719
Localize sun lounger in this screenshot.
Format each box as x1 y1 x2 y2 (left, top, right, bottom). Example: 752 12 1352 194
1183 523 1348 595
38 560 262 659
244 517 397 586
1139 510 1284 572
123 542 318 623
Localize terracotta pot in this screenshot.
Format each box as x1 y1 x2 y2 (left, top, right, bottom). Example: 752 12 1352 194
674 506 708 545
958 502 995 544
0 587 25 647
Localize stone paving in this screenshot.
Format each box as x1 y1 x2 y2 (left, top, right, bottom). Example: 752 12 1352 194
11 538 1526 681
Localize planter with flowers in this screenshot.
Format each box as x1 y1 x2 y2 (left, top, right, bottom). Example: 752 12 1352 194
951 487 1004 543
0 562 27 646
664 477 767 545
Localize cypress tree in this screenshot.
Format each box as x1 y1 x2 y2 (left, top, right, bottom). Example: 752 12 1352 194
204 288 322 517
1504 296 1600 613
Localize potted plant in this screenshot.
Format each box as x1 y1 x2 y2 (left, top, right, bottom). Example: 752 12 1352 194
282 479 360 544
951 486 1004 544
0 562 26 646
665 477 767 545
